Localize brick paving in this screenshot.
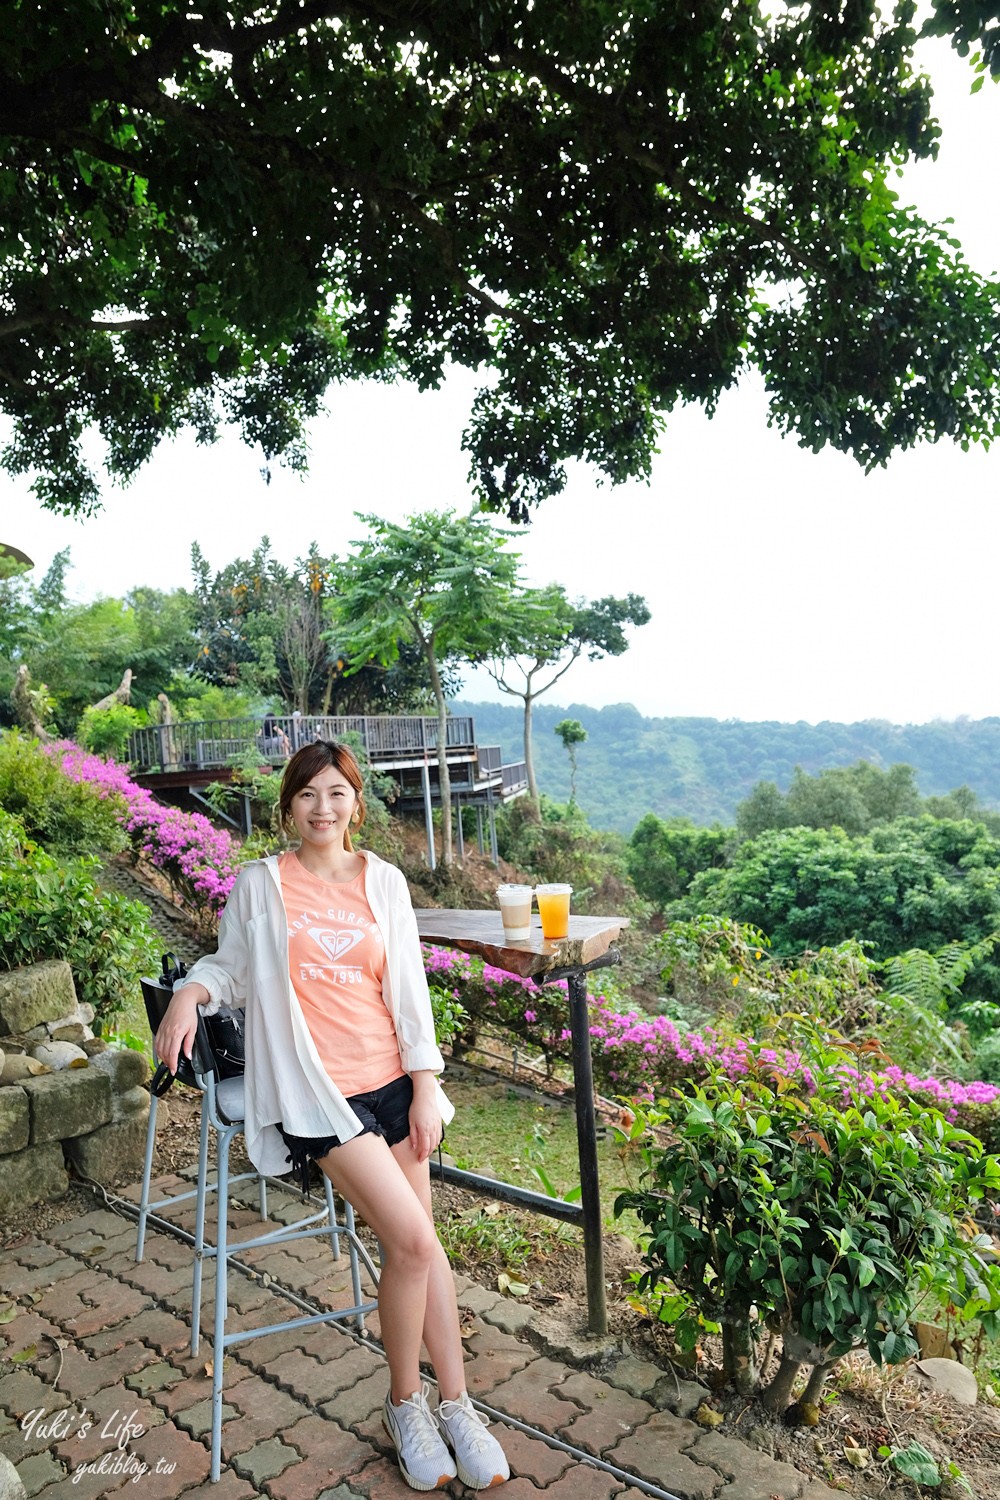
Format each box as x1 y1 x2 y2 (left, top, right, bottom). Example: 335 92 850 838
0 1179 848 1500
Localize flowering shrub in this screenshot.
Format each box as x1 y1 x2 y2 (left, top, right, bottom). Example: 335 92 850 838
423 942 585 1074
422 942 1000 1148
49 742 242 924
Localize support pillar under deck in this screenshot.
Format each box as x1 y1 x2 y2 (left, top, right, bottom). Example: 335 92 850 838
421 761 436 872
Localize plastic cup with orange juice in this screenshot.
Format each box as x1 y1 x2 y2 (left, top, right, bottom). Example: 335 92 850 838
535 883 573 940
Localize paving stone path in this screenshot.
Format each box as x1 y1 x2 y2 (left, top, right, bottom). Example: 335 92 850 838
96 859 210 969
0 1179 846 1500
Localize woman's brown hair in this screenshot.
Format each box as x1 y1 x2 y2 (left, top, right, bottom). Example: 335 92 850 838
278 740 366 850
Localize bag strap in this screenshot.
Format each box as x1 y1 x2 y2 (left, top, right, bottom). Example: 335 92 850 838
149 1062 175 1098
160 951 188 986
146 953 193 1097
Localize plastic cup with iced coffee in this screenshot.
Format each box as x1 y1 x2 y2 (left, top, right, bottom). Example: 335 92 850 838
496 884 533 942
535 883 573 940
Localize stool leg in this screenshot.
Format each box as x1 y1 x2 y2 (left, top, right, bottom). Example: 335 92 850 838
191 1097 211 1358
323 1177 341 1262
345 1201 365 1332
258 1174 268 1222
135 1092 159 1263
210 1126 232 1484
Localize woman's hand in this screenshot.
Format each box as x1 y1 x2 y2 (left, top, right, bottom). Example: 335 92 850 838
408 1072 442 1162
153 983 209 1074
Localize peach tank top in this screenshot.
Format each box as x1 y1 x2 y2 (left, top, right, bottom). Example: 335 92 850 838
279 851 404 1096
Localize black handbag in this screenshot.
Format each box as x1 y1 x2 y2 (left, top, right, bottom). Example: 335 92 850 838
145 952 246 1098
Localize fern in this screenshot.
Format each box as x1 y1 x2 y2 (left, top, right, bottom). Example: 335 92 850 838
874 937 998 1074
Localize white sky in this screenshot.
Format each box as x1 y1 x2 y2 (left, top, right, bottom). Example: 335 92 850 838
6 38 1000 727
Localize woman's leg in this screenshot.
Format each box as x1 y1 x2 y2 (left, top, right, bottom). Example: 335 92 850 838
389 1137 510 1489
389 1136 466 1400
314 1131 438 1402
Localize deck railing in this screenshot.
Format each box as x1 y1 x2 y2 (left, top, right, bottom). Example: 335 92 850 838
500 761 529 795
128 714 477 773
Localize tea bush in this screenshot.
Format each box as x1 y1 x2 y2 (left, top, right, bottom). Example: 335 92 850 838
617 1074 1000 1411
0 807 159 1026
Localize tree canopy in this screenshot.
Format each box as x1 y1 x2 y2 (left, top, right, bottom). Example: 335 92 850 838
736 761 925 838
485 588 649 801
0 548 197 729
4 2 999 518
328 509 526 864
680 817 1000 984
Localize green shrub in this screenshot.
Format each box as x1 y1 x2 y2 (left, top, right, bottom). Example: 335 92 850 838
77 703 146 761
0 807 158 1027
427 984 469 1047
496 795 645 919
617 1075 1000 1413
627 814 730 909
0 730 127 857
972 1033 1000 1086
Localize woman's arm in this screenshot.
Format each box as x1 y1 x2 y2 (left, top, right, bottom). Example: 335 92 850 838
388 871 446 1075
407 1069 443 1161
179 868 255 1015
154 982 212 1074
154 868 256 1071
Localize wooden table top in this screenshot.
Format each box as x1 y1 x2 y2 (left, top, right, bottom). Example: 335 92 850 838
415 909 629 978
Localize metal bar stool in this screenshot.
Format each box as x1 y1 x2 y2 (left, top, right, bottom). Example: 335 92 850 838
137 973 380 1481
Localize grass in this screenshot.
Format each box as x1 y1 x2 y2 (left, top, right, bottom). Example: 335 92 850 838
440 1074 646 1234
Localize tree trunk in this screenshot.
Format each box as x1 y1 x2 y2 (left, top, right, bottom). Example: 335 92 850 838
426 644 453 865
721 1318 758 1396
156 692 177 768
91 669 133 712
523 688 539 804
321 664 335 715
11 665 54 740
760 1353 802 1413
801 1360 835 1406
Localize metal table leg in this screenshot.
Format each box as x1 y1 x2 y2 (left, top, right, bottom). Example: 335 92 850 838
567 971 607 1336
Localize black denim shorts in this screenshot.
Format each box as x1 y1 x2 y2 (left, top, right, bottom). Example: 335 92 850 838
279 1072 414 1195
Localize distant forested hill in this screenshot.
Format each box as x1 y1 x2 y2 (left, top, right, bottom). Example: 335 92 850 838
453 701 1000 835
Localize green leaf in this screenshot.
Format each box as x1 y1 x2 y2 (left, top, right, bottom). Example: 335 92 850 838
887 1442 941 1486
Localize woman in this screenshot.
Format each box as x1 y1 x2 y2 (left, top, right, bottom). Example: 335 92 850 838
154 741 510 1491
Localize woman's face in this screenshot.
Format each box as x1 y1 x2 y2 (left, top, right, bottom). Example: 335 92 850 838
289 765 359 850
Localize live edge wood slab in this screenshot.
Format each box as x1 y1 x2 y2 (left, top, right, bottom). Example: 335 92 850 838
414 910 629 978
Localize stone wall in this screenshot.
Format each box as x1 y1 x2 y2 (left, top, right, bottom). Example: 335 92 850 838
0 961 150 1214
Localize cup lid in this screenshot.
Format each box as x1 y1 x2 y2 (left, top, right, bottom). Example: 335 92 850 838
535 883 572 893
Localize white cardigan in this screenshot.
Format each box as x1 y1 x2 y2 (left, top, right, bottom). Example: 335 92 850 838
181 851 453 1176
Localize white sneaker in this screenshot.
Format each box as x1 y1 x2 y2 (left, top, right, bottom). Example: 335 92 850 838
436 1392 510 1489
383 1383 458 1491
